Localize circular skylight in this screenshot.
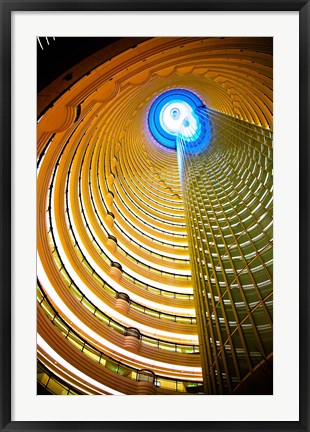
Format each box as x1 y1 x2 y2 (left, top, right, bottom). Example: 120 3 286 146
148 88 209 149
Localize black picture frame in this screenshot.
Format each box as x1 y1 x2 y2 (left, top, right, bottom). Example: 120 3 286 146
1 0 309 431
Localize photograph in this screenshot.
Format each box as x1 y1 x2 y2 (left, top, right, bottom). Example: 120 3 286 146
2 1 309 429
37 36 273 396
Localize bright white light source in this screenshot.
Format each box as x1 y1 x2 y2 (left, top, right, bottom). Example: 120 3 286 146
160 101 198 138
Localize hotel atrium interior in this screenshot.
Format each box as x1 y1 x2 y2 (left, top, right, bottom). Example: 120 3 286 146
37 37 273 396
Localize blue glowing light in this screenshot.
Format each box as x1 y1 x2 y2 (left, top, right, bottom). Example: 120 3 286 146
147 89 210 150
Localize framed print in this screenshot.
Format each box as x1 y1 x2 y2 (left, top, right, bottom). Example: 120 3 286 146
1 1 309 431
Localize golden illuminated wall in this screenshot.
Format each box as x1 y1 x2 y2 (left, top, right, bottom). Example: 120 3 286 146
37 37 272 395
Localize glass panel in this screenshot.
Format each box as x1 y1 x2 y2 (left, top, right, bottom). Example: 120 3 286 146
36 286 44 303
81 297 95 314
37 372 49 387
46 379 68 395
40 298 56 321
83 344 100 363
